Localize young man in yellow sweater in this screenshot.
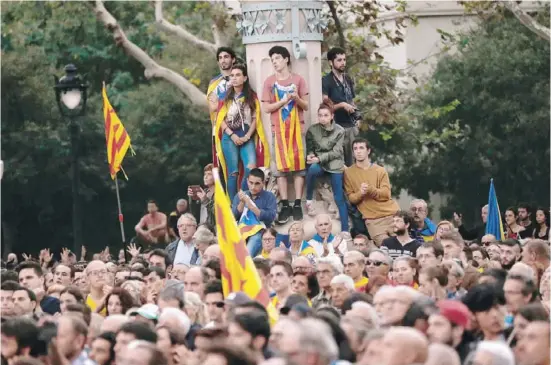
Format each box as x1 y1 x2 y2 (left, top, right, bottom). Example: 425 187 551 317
343 138 399 246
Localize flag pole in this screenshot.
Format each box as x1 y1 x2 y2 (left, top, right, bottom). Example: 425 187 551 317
115 175 126 243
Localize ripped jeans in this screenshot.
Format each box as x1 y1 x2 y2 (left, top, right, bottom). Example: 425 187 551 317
221 132 257 201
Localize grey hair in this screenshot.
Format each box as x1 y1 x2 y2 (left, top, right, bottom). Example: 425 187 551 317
350 302 380 328
475 341 515 365
508 262 535 281
443 259 464 278
158 308 191 336
317 256 344 275
330 274 355 291
177 213 197 225
369 249 393 266
159 282 185 309
410 199 428 209
299 319 338 363
342 316 377 344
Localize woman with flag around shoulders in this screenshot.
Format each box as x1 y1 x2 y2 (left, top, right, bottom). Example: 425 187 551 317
215 64 270 201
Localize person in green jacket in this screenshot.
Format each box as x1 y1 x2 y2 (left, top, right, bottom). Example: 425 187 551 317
305 101 349 232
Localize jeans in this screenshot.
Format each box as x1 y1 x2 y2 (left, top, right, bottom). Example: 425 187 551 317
247 232 262 257
306 163 349 231
221 133 257 201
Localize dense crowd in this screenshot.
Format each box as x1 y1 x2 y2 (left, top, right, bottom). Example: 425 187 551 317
1 45 550 365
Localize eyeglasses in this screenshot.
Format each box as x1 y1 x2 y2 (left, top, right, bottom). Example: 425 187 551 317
410 207 426 213
366 260 386 267
88 269 107 276
178 223 197 228
262 238 276 242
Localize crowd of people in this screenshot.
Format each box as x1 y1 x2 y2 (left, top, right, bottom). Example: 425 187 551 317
1 45 550 365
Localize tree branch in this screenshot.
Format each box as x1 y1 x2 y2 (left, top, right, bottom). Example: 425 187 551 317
503 0 550 41
154 0 219 54
327 0 346 49
94 0 207 108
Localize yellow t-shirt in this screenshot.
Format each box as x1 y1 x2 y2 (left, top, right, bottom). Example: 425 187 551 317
354 276 369 292
86 294 107 316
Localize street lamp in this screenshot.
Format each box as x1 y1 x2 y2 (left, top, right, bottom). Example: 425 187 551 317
54 64 88 258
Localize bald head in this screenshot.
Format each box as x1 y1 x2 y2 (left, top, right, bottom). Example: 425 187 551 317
100 314 129 333
202 244 220 264
382 327 428 365
86 260 107 290
425 344 460 365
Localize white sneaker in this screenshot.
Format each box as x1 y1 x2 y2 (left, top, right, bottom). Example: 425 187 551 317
305 201 316 217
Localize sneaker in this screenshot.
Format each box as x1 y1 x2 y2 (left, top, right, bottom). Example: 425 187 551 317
293 204 303 221
277 205 292 224
306 201 316 217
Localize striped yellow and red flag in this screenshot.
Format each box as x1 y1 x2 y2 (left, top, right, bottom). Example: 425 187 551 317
213 168 278 323
103 83 134 179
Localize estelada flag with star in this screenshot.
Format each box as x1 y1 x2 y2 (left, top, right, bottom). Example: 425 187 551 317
213 168 278 324
103 83 135 179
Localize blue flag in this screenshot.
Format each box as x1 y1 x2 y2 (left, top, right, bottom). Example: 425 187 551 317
485 179 505 240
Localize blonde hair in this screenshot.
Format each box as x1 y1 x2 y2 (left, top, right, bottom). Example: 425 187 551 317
184 291 207 325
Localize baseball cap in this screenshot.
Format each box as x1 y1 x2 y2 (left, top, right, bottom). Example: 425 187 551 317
136 304 160 321
437 300 470 328
225 292 252 306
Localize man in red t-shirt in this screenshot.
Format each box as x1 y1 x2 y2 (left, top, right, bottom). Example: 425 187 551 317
261 46 309 224
135 200 168 246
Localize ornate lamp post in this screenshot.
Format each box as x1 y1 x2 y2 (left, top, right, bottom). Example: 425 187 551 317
54 64 88 257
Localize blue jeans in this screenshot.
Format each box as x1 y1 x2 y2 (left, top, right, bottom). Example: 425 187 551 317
306 163 349 231
247 232 262 257
221 133 257 201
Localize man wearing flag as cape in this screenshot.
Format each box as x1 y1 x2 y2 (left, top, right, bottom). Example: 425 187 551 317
208 47 237 168
262 46 309 225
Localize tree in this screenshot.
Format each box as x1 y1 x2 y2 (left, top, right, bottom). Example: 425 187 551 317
460 0 550 42
93 0 234 108
1 1 215 255
391 12 550 222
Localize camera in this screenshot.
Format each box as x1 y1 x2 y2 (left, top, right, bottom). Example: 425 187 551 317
350 109 362 126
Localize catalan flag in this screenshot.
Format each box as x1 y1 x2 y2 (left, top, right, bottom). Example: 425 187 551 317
238 201 265 241
485 179 505 240
214 94 270 197
273 83 306 172
213 168 278 323
103 84 134 179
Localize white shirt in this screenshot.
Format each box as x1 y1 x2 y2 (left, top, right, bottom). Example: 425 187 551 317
308 236 347 257
174 240 195 265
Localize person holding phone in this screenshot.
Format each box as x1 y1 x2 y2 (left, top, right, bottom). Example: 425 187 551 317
187 163 216 230
214 64 270 201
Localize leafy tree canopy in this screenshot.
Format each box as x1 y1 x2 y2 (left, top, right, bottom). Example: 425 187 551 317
390 11 550 222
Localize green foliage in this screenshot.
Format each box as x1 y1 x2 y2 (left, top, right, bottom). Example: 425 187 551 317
390 13 550 222
1 1 219 255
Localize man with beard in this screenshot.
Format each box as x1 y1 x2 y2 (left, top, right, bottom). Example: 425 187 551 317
207 47 236 166
322 47 359 167
409 199 436 242
381 211 421 259
427 300 475 363
499 239 521 270
56 314 96 364
454 204 488 242
344 138 399 246
518 203 535 237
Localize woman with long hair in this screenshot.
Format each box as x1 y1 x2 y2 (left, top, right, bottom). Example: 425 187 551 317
304 102 348 232
214 64 270 200
532 208 550 240
505 207 525 239
392 256 419 289
104 287 136 315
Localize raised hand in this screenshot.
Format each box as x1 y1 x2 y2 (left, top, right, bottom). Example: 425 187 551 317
22 253 32 261
81 245 87 260
43 248 53 265
126 243 141 258
61 248 71 264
